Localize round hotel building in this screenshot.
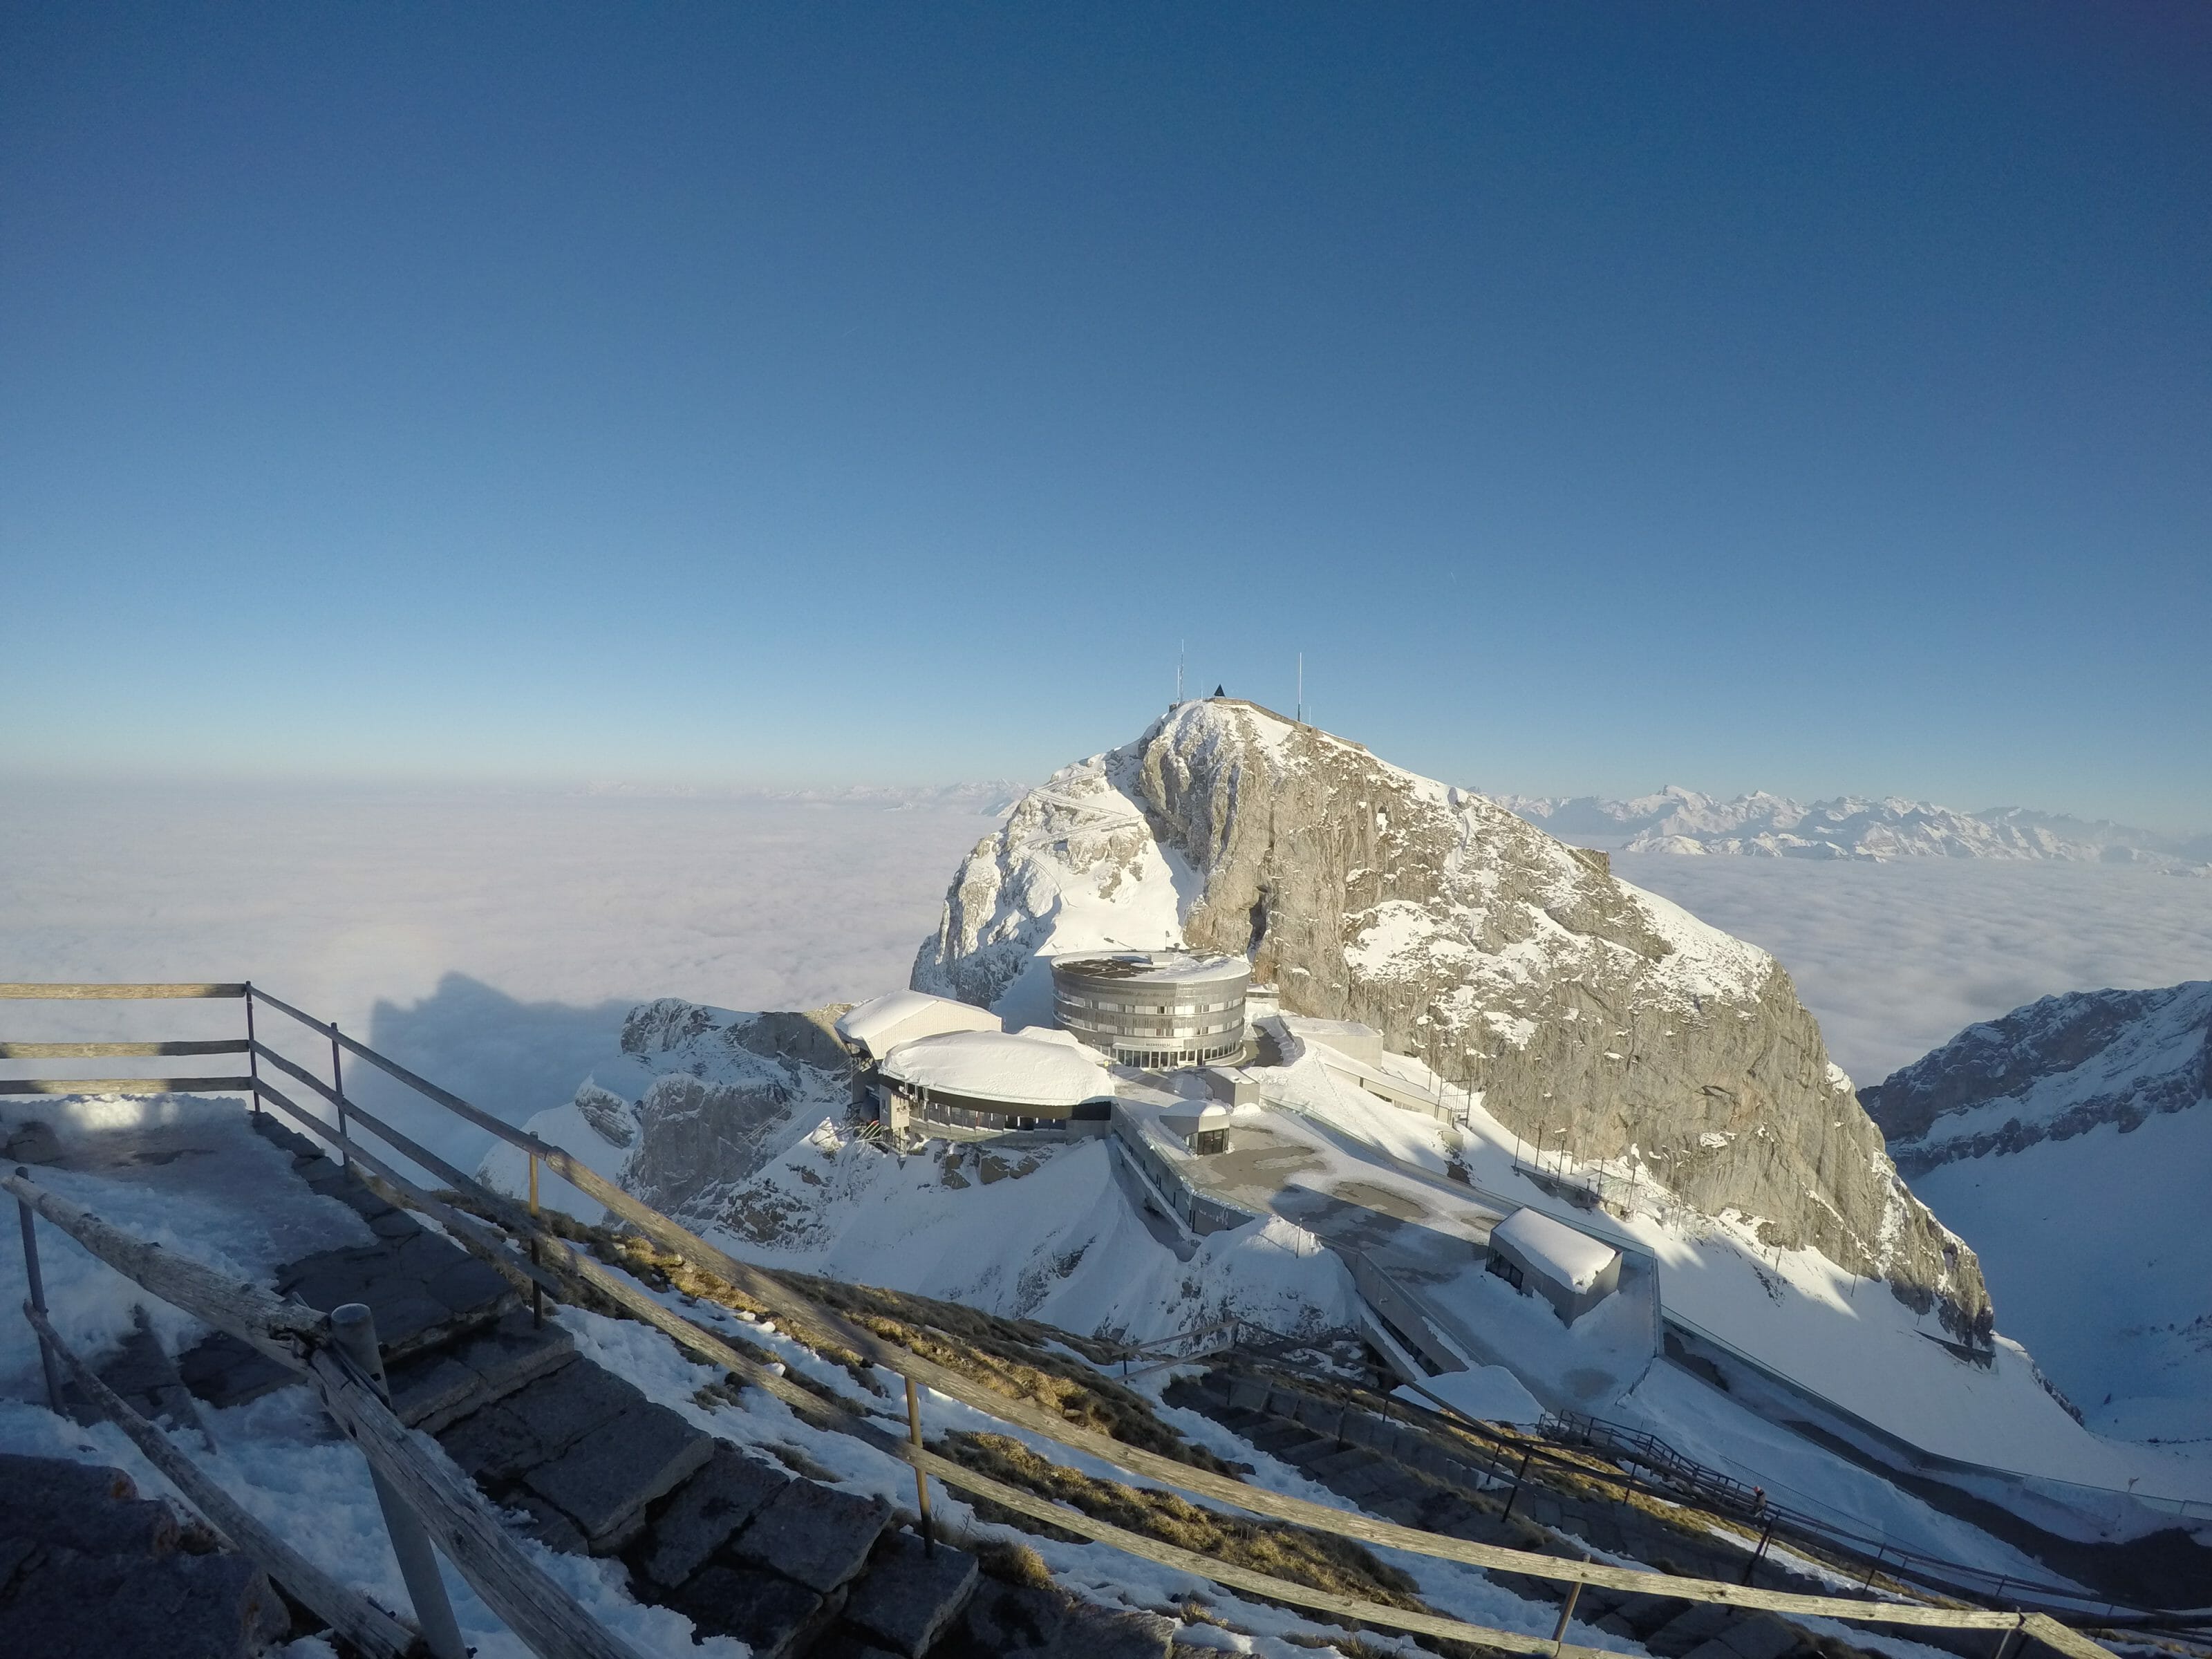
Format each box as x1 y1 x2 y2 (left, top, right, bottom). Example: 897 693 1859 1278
1049 951 1250 1069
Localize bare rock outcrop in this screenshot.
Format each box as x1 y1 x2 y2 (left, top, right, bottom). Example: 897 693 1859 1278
1866 981 2211 1177
574 998 854 1224
916 698 1990 1336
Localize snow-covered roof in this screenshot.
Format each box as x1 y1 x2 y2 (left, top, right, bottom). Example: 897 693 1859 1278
1492 1208 1619 1293
878 1029 1110 1109
835 990 1001 1058
1050 950 1248 986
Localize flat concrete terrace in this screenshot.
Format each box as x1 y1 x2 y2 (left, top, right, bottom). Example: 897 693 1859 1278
1114 1088 1659 1408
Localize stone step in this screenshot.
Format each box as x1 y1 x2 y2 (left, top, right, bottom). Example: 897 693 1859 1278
665 1562 845 1659
177 1331 298 1412
1239 1419 1313 1454
276 1230 517 1360
0 1456 289 1659
436 1357 717 1553
385 1309 577 1433
58 1310 205 1436
634 1443 794 1591
727 1479 893 1595
1307 1446 1382 1481
1647 1601 1738 1658
1687 1613 1805 1659
0 1543 289 1659
0 1454 179 1560
521 1400 714 1553
836 1530 980 1657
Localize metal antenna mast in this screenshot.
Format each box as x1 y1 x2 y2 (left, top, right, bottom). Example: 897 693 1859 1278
1296 653 1303 724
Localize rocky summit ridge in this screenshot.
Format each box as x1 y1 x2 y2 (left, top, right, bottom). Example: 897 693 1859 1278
915 698 1991 1335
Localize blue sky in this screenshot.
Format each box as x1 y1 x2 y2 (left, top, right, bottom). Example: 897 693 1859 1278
5 3 2207 828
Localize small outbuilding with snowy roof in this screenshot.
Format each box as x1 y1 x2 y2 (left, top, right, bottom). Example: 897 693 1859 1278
1485 1207 1622 1326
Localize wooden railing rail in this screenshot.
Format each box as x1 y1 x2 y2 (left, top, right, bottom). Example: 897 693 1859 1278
0 1076 257 1096
20 1302 419 1659
0 983 247 999
0 1040 250 1058
0 984 2133 1653
3 1168 645 1659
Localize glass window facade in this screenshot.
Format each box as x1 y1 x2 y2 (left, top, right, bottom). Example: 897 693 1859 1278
1050 952 1250 1072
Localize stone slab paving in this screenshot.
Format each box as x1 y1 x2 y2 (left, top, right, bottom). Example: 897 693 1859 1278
180 1116 516 1407
729 1479 895 1595
56 1308 207 1436
838 1530 980 1657
637 1441 791 1590
667 1561 841 1659
521 1398 715 1551
0 1454 288 1659
384 1308 577 1432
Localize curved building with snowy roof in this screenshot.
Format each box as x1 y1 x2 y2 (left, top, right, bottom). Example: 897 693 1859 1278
874 1028 1114 1135
835 988 1001 1061
1049 950 1250 1069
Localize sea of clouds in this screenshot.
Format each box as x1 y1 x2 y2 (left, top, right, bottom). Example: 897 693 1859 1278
0 782 993 1168
1612 853 2212 1085
5 782 2206 1168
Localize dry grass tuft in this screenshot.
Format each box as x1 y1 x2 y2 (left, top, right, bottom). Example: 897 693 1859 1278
943 1431 1425 1612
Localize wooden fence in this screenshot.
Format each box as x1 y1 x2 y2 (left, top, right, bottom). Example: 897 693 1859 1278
0 982 2142 1659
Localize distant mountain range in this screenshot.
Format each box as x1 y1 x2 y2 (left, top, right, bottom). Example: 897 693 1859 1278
1493 787 2212 872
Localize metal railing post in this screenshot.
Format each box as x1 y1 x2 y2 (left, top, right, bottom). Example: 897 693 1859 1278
1741 1513 1774 1584
905 1374 935 1555
1499 1444 1534 1524
1860 1541 1884 1593
244 984 261 1117
16 1188 66 1414
328 1303 467 1659
328 1022 349 1167
527 1154 543 1328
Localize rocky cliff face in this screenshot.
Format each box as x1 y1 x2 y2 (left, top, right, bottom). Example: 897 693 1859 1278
1866 982 2212 1177
916 698 1991 1335
568 998 855 1225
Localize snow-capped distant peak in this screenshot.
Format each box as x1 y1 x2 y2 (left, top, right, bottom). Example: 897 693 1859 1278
1492 789 2211 872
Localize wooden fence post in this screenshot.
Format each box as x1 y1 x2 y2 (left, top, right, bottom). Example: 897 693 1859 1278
906 1374 935 1554
329 1304 468 1659
1551 1581 1582 1653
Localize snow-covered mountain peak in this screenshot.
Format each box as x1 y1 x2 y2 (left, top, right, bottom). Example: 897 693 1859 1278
915 697 1988 1333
